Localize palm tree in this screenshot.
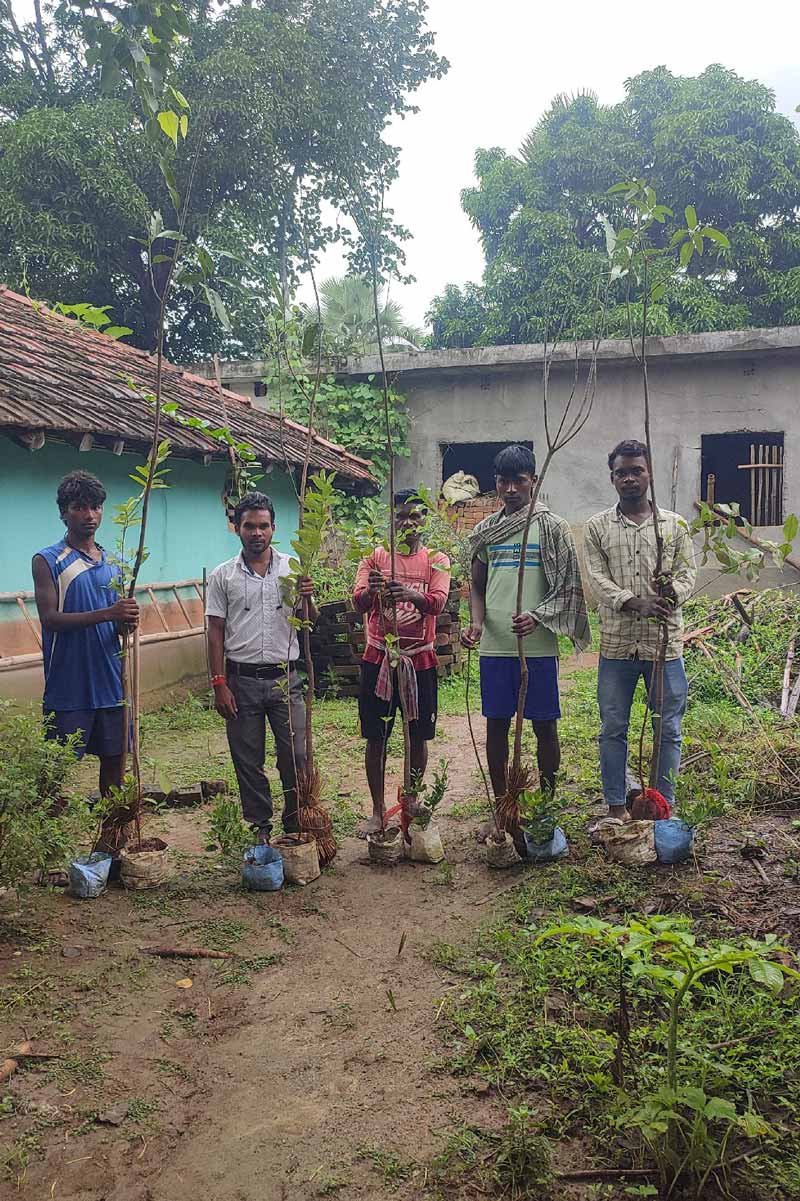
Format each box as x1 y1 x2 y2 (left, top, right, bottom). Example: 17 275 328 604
303 275 424 355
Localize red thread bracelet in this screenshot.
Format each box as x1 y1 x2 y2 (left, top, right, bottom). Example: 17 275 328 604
210 675 226 687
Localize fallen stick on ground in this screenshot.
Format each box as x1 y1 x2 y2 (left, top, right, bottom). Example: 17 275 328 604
748 858 770 887
142 946 236 960
556 1168 657 1181
0 1041 33 1084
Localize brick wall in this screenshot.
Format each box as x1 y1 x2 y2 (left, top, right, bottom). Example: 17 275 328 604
447 494 500 532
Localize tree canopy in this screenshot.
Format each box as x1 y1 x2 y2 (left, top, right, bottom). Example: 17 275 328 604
0 0 447 358
426 66 800 348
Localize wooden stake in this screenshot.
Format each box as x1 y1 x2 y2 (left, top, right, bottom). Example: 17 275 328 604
16 596 42 649
786 670 800 720
146 587 170 632
670 445 679 511
756 443 765 527
171 586 193 629
781 639 795 716
750 443 756 524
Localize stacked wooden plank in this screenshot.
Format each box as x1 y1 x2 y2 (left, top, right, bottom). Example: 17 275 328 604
309 583 464 697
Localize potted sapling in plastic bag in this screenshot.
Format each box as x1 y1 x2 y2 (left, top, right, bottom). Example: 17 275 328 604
517 787 568 865
406 759 449 864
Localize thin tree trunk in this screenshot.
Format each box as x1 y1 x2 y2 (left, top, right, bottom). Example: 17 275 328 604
512 451 551 771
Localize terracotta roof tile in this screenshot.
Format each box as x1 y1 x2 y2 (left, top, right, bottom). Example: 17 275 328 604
0 288 376 493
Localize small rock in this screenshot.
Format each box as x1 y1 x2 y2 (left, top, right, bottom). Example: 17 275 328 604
200 780 228 799
572 896 599 912
61 946 82 959
97 1101 129 1126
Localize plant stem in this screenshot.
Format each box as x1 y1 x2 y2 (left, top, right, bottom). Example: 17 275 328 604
512 457 551 770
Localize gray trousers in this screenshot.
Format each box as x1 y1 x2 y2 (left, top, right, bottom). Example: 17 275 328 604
225 670 307 836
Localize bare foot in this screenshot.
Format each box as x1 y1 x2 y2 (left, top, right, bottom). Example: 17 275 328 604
357 814 384 840
608 805 632 824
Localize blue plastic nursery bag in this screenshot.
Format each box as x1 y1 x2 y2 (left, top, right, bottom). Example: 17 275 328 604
654 819 694 865
69 852 113 899
241 844 284 891
523 825 569 864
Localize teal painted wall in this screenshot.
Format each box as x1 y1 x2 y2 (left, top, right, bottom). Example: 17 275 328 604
0 436 299 596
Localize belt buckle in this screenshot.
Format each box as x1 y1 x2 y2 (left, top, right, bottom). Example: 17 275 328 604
256 666 270 680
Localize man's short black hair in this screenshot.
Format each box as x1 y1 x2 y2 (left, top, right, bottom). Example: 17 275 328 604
393 488 427 511
57 470 107 516
608 439 650 471
493 444 536 478
233 491 275 526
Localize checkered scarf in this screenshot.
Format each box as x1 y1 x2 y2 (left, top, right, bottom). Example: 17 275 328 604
468 503 590 651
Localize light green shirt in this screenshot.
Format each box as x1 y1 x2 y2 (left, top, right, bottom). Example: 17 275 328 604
477 536 559 658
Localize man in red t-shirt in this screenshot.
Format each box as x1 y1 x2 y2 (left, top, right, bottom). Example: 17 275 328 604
352 490 451 836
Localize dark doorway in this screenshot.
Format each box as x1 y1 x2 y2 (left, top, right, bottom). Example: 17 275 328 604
440 440 534 494
700 431 784 526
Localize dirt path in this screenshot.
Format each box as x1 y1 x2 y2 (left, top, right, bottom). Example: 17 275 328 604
127 716 502 1201
2 713 518 1201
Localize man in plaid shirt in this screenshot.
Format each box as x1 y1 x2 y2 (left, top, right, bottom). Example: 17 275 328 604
584 439 696 821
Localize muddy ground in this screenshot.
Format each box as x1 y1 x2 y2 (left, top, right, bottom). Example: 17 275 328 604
2 690 799 1200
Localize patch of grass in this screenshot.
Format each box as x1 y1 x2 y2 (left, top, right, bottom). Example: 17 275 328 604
356 1144 414 1189
140 693 218 736
428 861 457 887
434 899 800 1198
44 1049 110 1092
1 1132 41 1183
329 794 362 839
154 1057 194 1083
449 795 491 821
432 1107 554 1199
180 916 250 951
214 953 280 988
127 1097 161 1127
263 917 295 944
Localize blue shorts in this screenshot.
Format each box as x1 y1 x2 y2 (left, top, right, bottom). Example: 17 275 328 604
479 656 561 722
44 706 129 759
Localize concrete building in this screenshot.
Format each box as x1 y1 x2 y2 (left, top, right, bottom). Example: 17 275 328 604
0 288 376 704
211 326 800 592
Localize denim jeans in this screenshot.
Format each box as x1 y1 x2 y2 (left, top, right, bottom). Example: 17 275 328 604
597 655 689 808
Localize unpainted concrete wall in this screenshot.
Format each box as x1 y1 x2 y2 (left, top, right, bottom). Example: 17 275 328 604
392 349 800 594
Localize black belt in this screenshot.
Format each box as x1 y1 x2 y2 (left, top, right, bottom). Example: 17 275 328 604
226 659 295 680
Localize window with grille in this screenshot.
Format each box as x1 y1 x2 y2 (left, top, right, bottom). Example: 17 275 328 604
700 432 784 526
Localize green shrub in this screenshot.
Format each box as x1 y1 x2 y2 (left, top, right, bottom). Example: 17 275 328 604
0 704 91 888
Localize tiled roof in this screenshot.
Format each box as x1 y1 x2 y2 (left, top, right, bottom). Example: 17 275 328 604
0 287 376 493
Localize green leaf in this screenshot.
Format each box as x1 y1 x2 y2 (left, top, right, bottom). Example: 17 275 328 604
684 204 698 229
104 325 133 340
704 1097 737 1121
157 109 180 147
783 513 798 543
179 114 188 139
748 957 784 993
679 240 694 268
702 227 730 248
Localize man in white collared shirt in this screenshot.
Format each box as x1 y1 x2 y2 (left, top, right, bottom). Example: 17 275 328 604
205 492 317 840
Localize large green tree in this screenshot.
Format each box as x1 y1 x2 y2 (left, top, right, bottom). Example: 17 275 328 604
0 0 446 357
427 66 800 348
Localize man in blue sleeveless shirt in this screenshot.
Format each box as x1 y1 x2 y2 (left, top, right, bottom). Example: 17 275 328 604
32 471 139 802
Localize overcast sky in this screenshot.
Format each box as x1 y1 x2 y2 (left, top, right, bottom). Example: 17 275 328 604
306 0 800 328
